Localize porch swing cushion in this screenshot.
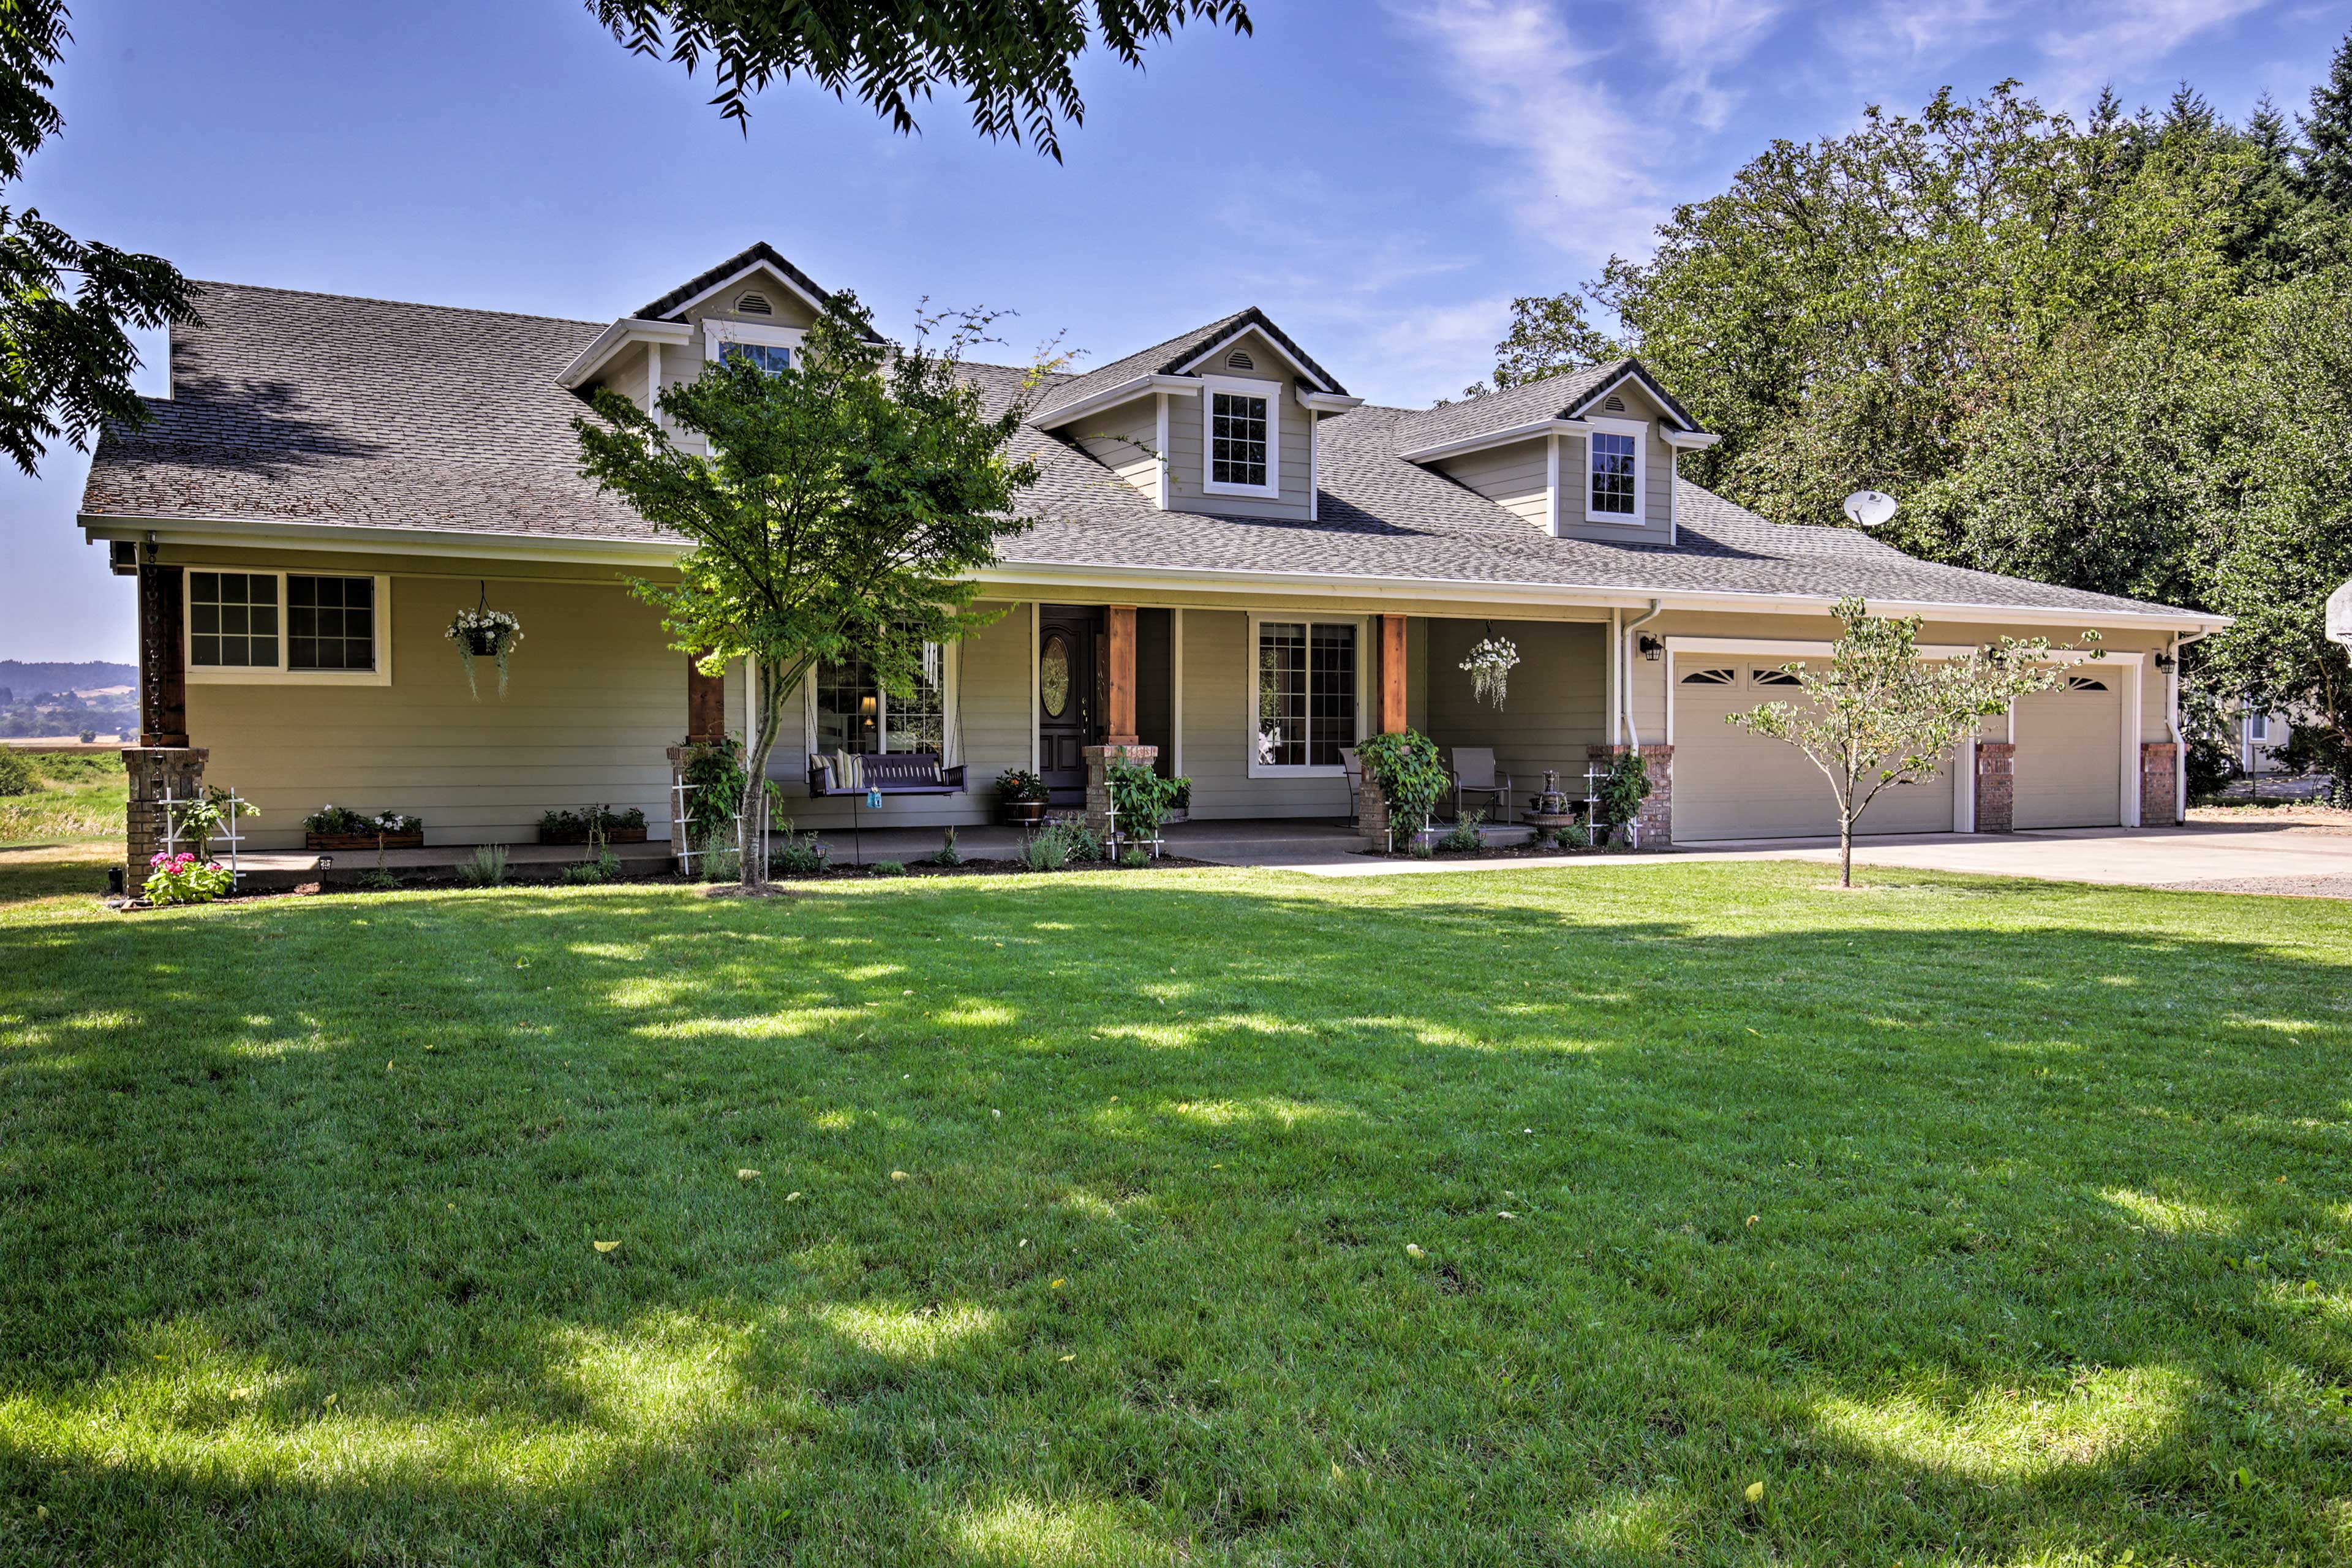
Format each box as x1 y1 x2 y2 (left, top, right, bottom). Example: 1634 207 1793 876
807 752 967 796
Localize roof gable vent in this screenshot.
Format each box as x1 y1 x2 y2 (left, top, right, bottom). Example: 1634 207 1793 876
1226 349 1254 371
1601 394 1626 412
734 290 774 316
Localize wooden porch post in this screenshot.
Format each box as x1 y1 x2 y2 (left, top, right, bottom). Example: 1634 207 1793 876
1106 604 1139 744
138 562 188 747
1379 614 1408 734
685 652 726 743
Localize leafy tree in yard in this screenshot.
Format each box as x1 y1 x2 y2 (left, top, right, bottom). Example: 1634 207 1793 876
589 0 1250 157
1727 598 2092 887
0 1 198 475
575 295 1038 890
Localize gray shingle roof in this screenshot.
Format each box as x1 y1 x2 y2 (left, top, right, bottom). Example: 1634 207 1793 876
1384 358 1703 453
1028 306 1346 423
80 281 2202 622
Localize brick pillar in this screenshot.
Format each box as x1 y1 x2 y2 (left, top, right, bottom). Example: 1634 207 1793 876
1084 743 1157 841
1357 769 1393 850
1975 742 2016 833
1588 744 1673 848
2140 741 2180 826
124 746 207 888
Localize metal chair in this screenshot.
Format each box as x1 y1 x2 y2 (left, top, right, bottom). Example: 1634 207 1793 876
1449 747 1512 823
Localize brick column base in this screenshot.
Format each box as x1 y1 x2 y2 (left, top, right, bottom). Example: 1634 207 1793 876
1588 744 1673 848
2140 741 2180 826
124 747 208 888
1084 744 1158 842
1357 769 1392 850
1975 742 2016 832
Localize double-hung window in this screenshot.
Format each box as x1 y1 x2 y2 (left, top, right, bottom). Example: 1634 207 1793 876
811 641 948 756
1585 416 1646 522
1250 616 1359 775
720 341 791 375
1204 375 1280 498
186 570 391 684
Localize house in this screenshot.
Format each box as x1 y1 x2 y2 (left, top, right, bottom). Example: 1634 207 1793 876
80 243 2228 870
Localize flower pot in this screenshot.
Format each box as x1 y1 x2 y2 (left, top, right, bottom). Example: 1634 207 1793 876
1001 799 1047 826
461 628 503 658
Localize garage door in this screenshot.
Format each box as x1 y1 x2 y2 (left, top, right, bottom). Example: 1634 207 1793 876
2012 676 2121 828
1673 663 1954 840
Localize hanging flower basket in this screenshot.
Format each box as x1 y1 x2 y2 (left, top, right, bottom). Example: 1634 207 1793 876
1460 631 1521 709
447 601 524 699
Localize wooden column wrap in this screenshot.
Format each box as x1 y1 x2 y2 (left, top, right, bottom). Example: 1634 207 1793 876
1106 605 1139 744
686 654 726 743
137 562 188 748
1379 614 1409 734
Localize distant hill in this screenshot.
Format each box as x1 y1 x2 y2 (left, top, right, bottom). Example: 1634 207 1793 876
0 660 138 698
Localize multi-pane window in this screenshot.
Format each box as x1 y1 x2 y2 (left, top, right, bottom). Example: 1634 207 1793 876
815 643 946 755
189 572 280 668
721 341 791 375
1254 621 1356 769
1590 430 1639 516
1212 390 1270 489
287 576 375 671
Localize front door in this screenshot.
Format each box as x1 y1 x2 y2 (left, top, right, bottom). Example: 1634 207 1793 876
1038 605 1104 805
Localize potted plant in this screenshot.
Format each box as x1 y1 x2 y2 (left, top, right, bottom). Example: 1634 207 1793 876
1459 627 1520 709
538 805 649 845
995 767 1049 826
447 594 524 699
304 804 425 851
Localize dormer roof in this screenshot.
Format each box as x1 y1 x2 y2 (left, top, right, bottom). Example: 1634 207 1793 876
1388 358 1706 461
1029 306 1348 428
633 241 876 334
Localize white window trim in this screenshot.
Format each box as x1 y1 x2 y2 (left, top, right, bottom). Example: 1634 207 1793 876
800 643 961 766
703 317 807 364
1243 612 1367 779
1202 374 1283 499
1583 415 1648 526
184 569 393 686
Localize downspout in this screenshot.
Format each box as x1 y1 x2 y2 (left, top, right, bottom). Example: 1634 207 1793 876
1621 599 1664 753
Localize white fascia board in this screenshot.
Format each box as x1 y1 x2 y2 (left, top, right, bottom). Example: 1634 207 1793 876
1398 418 1589 464
1030 374 1199 431
559 318 694 390
78 513 680 568
657 258 831 322
1172 323 1338 391
1298 390 1363 414
1659 430 1720 450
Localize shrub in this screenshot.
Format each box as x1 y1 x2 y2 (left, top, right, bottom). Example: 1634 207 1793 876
1596 753 1653 831
538 804 644 840
1118 846 1151 869
929 826 962 867
1407 837 1435 859
994 767 1049 804
1439 812 1486 853
1106 756 1188 848
869 859 907 877
0 750 34 796
694 833 741 883
304 805 421 837
768 829 829 876
562 851 623 886
680 734 786 850
1555 821 1592 850
1020 820 1100 872
143 851 233 905
457 844 510 888
354 869 404 892
1356 730 1447 840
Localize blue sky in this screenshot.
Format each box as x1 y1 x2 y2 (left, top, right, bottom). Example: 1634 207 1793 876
6 0 2347 662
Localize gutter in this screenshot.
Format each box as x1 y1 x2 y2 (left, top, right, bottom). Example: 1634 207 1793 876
1621 599 1664 753
1029 373 1200 432
2166 626 2214 824
1397 418 1590 464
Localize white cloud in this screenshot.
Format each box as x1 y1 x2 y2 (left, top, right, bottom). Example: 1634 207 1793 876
2034 0 2272 107
1647 0 1787 131
1384 0 1660 263
1834 0 2275 110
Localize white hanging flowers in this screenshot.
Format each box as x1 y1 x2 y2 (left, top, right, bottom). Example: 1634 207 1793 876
447 601 524 699
1460 631 1521 709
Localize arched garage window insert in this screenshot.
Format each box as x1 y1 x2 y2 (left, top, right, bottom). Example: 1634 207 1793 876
1752 668 1803 687
1679 667 1737 685
2065 676 2109 692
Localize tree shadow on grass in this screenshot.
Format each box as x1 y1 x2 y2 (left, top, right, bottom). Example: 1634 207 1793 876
1 869 2347 1564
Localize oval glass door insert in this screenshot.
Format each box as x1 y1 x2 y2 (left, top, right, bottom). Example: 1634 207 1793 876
1040 635 1072 718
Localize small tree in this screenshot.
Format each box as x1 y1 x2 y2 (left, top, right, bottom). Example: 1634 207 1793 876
575 295 1037 890
1727 597 2096 886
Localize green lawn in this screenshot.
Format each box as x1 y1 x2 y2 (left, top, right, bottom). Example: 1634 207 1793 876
0 751 125 848
2 862 2348 1565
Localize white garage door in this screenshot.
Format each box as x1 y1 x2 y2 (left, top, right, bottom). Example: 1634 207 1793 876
2012 676 2122 829
1673 663 1954 840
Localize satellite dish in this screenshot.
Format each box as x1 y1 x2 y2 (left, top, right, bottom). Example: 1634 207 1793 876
1842 489 1898 529
2329 577 2352 652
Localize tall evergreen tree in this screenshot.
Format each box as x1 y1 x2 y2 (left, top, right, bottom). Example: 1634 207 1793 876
2299 30 2352 210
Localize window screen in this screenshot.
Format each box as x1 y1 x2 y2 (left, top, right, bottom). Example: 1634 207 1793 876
189 572 279 668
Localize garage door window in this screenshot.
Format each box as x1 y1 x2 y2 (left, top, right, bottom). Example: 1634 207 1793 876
2065 676 2108 691
1752 668 1802 687
1680 667 1736 685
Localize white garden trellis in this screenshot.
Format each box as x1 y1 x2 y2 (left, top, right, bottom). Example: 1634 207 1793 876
153 781 248 888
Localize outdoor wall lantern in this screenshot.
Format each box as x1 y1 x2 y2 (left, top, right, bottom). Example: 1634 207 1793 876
1638 634 1664 662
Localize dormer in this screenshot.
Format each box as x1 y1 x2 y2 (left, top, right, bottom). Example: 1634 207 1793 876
556 242 878 420
1031 308 1360 522
1393 360 1719 546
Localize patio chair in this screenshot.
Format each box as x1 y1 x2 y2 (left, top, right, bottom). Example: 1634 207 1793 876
1449 747 1512 823
1340 746 1363 824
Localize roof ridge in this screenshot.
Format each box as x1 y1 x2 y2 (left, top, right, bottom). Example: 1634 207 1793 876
185 279 603 329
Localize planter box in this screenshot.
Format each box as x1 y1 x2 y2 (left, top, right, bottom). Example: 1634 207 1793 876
540 826 649 845
1000 801 1048 826
306 831 424 851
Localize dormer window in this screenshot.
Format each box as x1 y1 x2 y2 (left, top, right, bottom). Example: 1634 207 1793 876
1205 375 1279 497
721 341 791 375
1585 416 1646 522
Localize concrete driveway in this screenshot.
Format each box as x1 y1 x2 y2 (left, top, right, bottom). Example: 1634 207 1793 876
1686 823 2352 897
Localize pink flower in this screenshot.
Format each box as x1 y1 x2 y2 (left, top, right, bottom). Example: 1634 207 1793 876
176 852 197 864
149 853 168 867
